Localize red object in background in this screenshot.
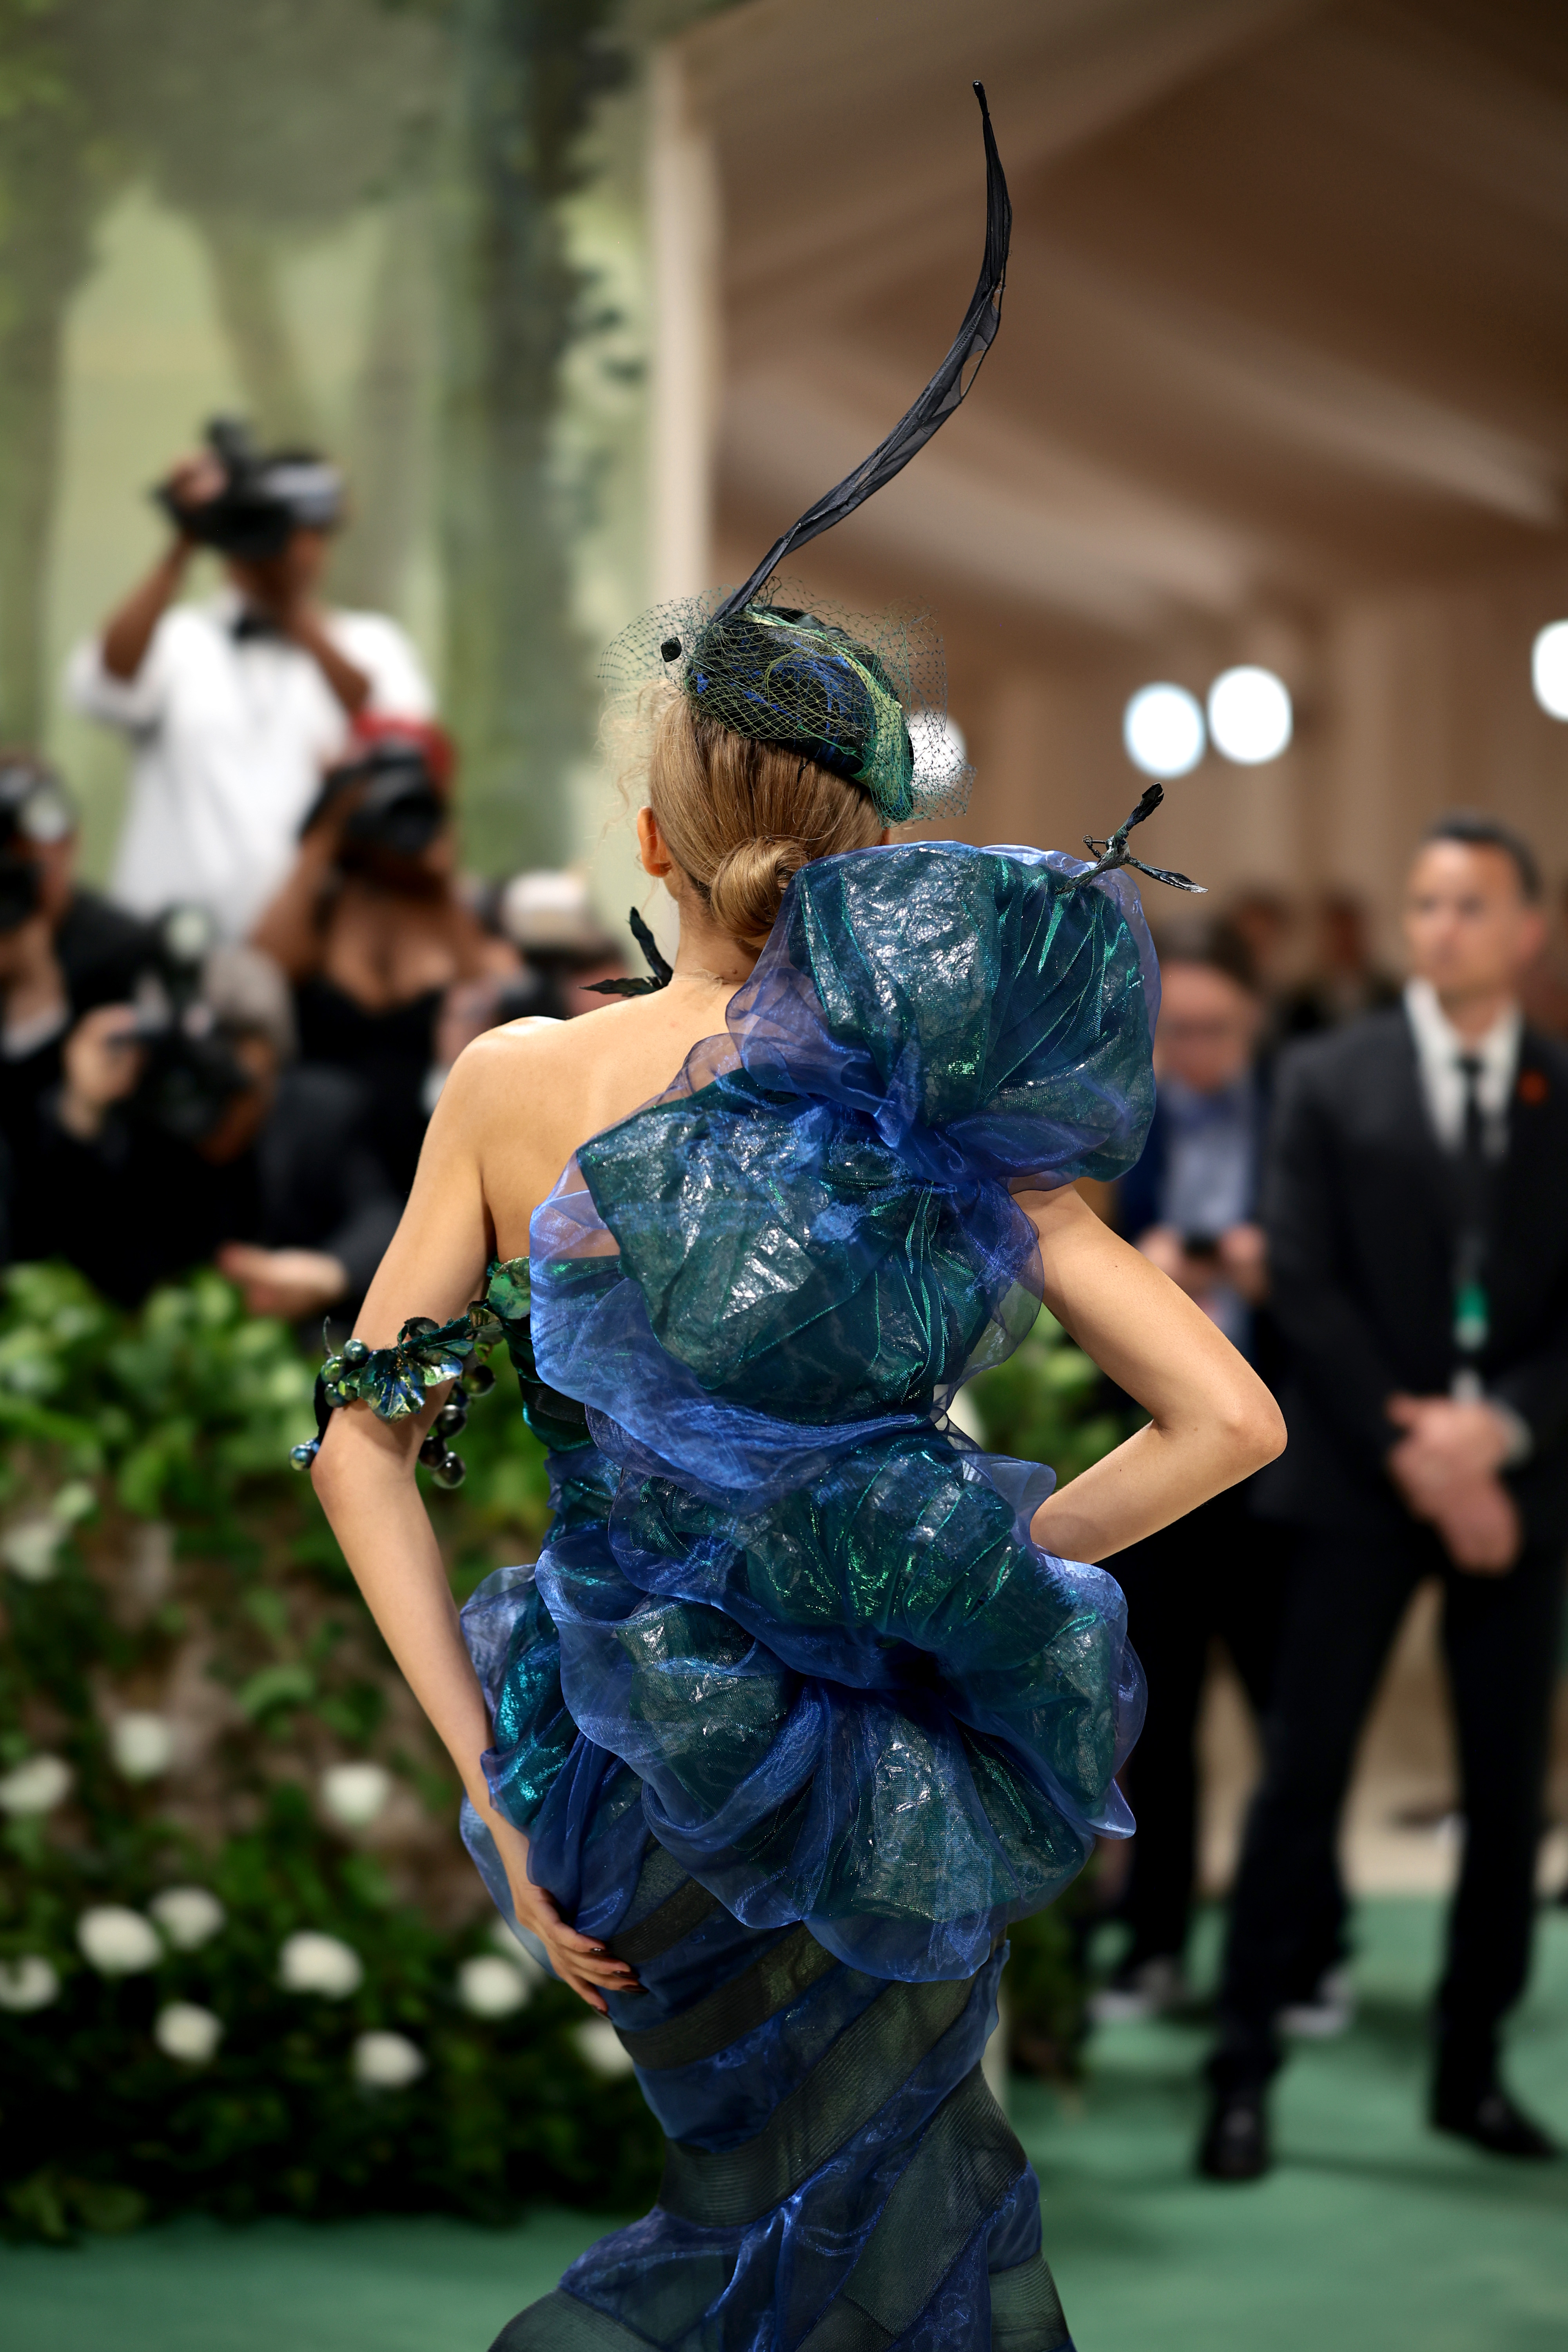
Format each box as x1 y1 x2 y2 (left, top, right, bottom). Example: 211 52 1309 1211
1518 1068 1550 1106
348 713 456 790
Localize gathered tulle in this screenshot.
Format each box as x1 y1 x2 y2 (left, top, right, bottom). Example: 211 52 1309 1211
461 840 1156 1984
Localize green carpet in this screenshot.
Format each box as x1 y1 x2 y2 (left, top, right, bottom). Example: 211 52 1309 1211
1022 1899 1568 2351
4 1900 1565 2352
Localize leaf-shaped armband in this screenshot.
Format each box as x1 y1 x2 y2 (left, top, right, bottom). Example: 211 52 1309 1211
289 1262 526 1474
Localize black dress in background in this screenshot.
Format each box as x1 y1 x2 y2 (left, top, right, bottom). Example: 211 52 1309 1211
294 977 443 1200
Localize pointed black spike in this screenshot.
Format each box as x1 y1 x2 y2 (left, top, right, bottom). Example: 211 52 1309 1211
1125 856 1207 894
581 906 673 998
628 906 675 986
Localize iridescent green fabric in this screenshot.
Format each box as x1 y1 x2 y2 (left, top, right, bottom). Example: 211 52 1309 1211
463 841 1157 1984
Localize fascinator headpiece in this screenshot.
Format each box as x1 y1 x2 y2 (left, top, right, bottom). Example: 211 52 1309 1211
602 82 1011 829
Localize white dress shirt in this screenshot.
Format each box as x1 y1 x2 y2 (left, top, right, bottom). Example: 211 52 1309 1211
67 592 434 938
1402 977 1521 1157
1402 977 1532 1449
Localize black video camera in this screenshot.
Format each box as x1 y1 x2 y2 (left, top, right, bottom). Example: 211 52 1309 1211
304 736 446 865
155 418 343 565
125 907 255 1146
0 756 74 936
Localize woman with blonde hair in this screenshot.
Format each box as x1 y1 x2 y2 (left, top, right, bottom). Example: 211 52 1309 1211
308 91 1281 2352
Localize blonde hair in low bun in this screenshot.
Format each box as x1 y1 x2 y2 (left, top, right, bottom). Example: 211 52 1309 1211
646 696 884 950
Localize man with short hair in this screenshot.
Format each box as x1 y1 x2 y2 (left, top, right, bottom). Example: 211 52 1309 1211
68 429 432 938
1100 923 1334 2024
1200 813 1568 2177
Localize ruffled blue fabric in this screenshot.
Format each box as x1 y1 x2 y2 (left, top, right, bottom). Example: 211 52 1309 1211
465 841 1156 1983
563 1939 1038 2351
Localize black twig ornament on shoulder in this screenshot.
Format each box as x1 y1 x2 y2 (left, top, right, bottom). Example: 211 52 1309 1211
1066 782 1206 895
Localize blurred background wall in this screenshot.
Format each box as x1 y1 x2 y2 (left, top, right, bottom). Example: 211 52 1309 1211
7 0 1568 952
681 0 1568 956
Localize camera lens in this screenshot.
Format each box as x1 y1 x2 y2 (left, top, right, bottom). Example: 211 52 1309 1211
0 859 42 935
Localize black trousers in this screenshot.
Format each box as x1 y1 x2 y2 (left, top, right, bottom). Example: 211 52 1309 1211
1213 1521 1565 2095
1112 1485 1336 1973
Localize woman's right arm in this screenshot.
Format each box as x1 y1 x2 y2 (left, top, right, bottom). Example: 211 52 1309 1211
310 1054 635 2009
1020 1184 1285 1564
249 823 339 979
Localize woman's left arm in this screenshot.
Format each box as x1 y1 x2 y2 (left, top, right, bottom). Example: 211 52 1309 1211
1021 1185 1285 1564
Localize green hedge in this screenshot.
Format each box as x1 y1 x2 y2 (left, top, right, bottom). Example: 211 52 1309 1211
967 1311 1139 2079
0 1266 1131 2242
0 1263 653 2243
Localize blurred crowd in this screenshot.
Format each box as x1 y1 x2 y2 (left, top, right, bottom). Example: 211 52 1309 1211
1105 819 1568 2179
9 419 1566 2181
0 422 627 1330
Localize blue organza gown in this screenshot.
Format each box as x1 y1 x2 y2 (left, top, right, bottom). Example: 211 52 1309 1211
457 842 1157 2352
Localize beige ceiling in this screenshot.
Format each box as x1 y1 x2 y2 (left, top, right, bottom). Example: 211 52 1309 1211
687 0 1568 663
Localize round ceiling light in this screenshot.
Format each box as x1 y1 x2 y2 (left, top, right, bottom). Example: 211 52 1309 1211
1123 683 1205 779
1207 666 1292 765
1531 621 1568 720
909 711 967 791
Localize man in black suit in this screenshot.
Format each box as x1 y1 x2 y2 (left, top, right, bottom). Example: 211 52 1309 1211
1201 813 1568 2178
1098 924 1345 2025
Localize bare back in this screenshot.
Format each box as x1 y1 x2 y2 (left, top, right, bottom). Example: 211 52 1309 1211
350 980 746 1350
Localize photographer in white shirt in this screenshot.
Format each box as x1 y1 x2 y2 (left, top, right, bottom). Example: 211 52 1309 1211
67 422 434 940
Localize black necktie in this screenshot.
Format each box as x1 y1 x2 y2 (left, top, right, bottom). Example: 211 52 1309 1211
1452 1053 1489 1361
231 607 283 643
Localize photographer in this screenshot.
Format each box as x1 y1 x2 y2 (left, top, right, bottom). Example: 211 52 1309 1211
251 720 518 1194
67 419 432 940
0 753 158 1177
16 943 401 1321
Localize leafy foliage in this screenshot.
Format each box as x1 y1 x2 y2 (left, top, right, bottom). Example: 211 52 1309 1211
0 1263 1132 2246
0 1261 653 2244
968 1306 1139 2078
966 1305 1135 1492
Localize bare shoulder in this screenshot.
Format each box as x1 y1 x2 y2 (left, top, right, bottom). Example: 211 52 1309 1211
445 1004 641 1111
434 990 727 1247
436 1002 659 1212
459 994 703 1103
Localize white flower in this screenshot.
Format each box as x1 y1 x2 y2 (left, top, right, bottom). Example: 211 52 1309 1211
109 1712 175 1781
1 1514 64 1583
458 1955 531 2018
278 1930 364 1998
51 1479 96 1526
0 1753 71 1815
351 2030 425 2089
154 2001 223 2064
321 1762 391 1828
0 1955 60 2012
148 1886 225 1950
573 2018 634 2078
0 1482 94 1582
78 1906 161 1975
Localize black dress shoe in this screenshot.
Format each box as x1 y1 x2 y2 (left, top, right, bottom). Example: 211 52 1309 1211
1432 2080 1559 2160
1198 2084 1271 2180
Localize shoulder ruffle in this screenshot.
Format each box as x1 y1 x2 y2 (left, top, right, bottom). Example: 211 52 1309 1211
734 838 1158 1183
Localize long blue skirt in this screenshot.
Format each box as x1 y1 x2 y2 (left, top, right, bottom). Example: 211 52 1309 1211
488 1841 1073 2352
